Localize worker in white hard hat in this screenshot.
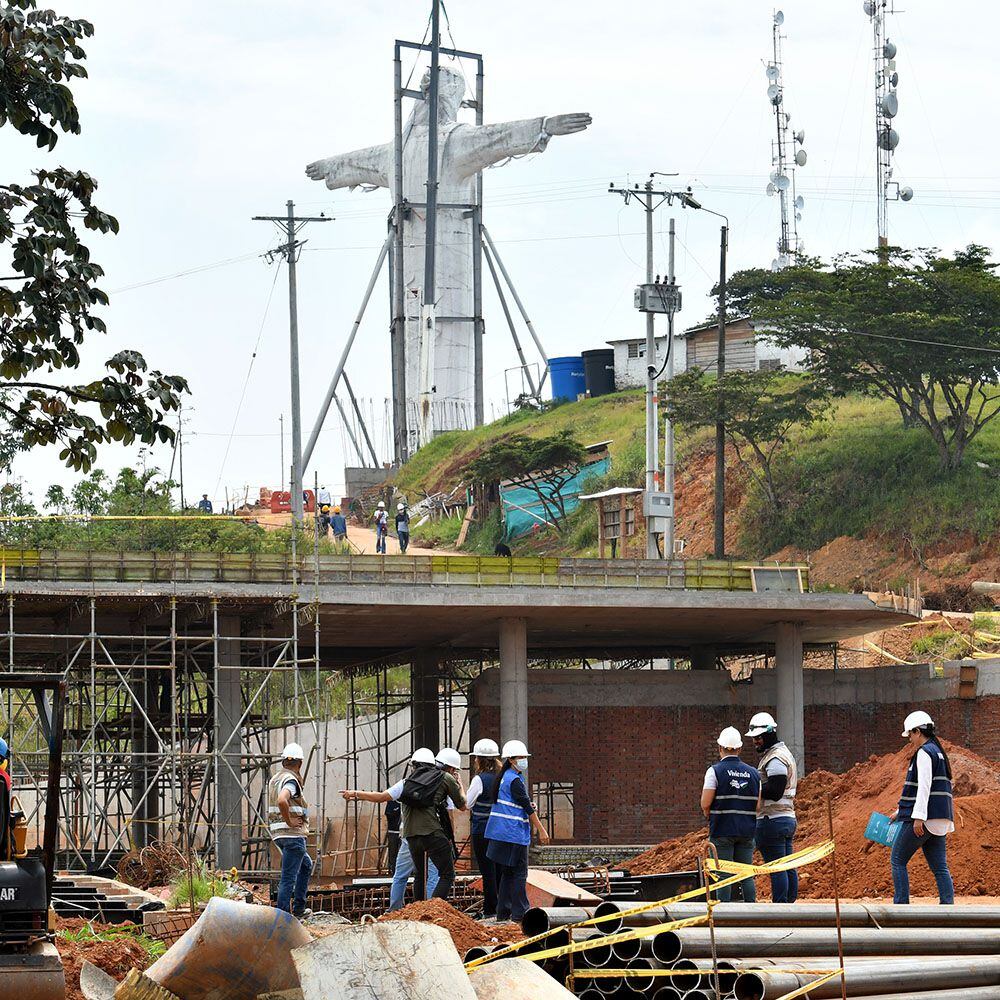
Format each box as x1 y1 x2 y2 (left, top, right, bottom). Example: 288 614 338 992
395 501 411 554
267 742 313 917
341 747 451 911
373 500 389 554
745 711 799 903
484 740 549 922
701 727 761 903
466 738 501 918
888 711 955 905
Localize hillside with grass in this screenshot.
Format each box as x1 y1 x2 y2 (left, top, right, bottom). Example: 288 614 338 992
399 389 1000 604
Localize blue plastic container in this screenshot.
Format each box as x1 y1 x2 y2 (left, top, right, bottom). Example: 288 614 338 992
864 811 902 847
549 356 586 402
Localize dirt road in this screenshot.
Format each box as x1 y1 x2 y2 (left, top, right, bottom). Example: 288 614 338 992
252 510 453 555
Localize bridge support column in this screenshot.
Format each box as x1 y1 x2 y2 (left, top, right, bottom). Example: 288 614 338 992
216 613 244 870
775 622 804 774
499 617 528 747
411 649 440 752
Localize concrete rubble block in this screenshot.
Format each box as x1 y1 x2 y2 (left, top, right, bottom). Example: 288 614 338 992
80 960 117 1000
292 921 477 1000
469 958 577 999
143 897 311 1000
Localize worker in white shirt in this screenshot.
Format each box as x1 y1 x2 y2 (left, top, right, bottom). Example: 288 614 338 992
889 710 955 905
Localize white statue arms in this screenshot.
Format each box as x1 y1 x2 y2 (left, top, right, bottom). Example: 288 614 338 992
305 143 391 190
449 112 592 179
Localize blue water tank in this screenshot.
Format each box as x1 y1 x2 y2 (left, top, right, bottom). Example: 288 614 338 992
549 356 586 402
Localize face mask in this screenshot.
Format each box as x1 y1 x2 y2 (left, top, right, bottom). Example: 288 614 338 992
512 758 528 771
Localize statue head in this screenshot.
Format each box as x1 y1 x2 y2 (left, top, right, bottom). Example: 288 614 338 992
414 64 466 125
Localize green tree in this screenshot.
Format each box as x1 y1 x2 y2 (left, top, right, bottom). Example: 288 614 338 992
736 246 1000 472
667 369 828 511
464 430 588 530
0 1 187 472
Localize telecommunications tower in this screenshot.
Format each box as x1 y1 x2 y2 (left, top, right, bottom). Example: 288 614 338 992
764 10 807 271
864 0 913 247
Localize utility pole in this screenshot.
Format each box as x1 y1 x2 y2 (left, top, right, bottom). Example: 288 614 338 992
279 413 285 492
714 224 729 559
609 176 689 558
664 217 676 558
253 201 330 522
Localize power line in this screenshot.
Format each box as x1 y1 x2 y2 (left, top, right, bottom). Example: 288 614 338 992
211 266 281 502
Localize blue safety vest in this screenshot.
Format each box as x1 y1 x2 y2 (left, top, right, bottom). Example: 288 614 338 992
897 743 954 823
484 768 531 846
471 772 498 837
708 756 761 840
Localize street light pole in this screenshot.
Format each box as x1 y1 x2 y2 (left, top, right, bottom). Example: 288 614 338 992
714 223 729 559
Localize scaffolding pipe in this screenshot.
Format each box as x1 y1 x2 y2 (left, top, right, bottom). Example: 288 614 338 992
667 926 1000 960
734 957 1000 1000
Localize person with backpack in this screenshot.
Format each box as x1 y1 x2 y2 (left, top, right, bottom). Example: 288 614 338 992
889 710 955 905
401 746 465 902
341 747 446 910
485 740 549 923
466 738 501 919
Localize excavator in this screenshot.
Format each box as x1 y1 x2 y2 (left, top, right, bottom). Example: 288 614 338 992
0 673 67 1000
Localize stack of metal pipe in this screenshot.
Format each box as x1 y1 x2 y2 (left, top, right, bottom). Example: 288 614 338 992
517 902 1000 999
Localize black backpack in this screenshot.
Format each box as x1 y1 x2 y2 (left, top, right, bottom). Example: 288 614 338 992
400 764 445 808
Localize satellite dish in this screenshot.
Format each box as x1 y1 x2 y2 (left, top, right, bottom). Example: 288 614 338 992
794 129 805 144
890 71 899 87
766 182 776 196
766 64 780 81
900 186 914 201
795 212 803 221
878 128 900 151
883 40 897 59
795 195 805 209
767 84 781 102
863 0 875 14
881 92 899 117
774 10 785 25
775 174 791 191
785 112 792 124
795 149 808 167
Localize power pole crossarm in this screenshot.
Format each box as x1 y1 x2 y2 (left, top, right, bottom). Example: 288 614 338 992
252 201 330 523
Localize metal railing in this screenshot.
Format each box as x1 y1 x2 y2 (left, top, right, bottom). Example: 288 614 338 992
0 549 809 591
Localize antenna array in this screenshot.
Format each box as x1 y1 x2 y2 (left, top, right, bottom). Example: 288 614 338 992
764 10 807 271
864 0 913 247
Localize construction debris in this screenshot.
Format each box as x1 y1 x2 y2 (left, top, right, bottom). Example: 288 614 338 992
468 957 576 999
293 921 476 1000
60 931 151 1000
141 898 310 1000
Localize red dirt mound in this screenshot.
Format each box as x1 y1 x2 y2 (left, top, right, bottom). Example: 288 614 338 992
624 741 1000 900
57 918 152 1000
378 897 523 955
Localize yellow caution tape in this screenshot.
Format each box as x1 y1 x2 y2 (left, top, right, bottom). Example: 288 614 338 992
706 838 834 878
465 838 835 971
774 969 844 1000
511 913 710 965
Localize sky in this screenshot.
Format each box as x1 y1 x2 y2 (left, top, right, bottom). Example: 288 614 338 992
3 0 997 507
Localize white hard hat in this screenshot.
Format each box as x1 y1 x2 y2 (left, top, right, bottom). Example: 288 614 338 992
472 738 500 757
281 742 304 761
745 712 778 738
377 501 386 508
501 739 531 759
902 710 934 737
397 502 405 511
718 726 743 749
436 747 461 769
411 747 436 765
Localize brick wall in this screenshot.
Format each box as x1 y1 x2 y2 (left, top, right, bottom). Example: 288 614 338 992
472 665 1000 844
